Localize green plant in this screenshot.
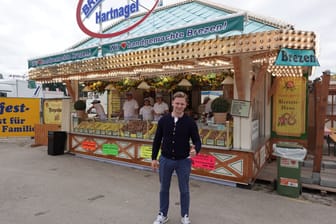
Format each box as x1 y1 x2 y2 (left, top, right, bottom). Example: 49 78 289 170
211 96 230 113
74 100 86 111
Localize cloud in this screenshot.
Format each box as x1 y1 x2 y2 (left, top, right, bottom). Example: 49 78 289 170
0 0 86 75
0 0 334 77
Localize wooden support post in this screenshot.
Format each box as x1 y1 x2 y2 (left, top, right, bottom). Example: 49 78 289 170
232 56 245 100
250 62 268 101
313 73 330 173
307 85 316 155
267 78 278 104
64 80 76 101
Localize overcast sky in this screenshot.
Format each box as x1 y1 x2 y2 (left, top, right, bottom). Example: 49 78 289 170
0 0 334 79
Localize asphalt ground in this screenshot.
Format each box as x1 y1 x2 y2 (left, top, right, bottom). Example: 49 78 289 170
1 137 336 224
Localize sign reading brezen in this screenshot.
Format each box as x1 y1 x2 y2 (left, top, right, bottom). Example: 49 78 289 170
274 48 319 66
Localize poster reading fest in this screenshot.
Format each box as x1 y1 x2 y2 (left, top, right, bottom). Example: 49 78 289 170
0 98 40 137
272 77 306 137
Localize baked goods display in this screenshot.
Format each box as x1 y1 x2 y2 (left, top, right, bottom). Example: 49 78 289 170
74 120 232 147
74 120 158 139
121 120 153 134
199 129 210 139
199 128 232 147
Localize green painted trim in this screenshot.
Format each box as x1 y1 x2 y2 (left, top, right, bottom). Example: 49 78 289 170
28 47 99 68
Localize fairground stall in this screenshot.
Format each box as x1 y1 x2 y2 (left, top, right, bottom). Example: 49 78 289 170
28 0 318 186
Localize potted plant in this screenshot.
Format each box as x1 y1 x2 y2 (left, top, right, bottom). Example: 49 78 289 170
211 96 230 124
74 100 87 119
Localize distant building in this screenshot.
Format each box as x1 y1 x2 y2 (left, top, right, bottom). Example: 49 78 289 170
0 79 64 98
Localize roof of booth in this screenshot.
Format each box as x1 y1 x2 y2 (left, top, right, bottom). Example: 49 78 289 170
29 0 315 81
69 0 292 52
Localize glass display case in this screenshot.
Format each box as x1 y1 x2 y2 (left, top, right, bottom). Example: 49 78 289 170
72 118 233 148
198 121 233 148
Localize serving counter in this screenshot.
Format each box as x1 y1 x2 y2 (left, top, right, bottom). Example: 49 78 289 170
69 119 271 186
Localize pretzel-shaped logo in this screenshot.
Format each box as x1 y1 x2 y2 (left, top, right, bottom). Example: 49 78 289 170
76 0 160 38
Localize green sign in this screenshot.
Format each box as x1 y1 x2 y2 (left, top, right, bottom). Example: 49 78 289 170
102 143 119 156
28 80 36 89
102 14 244 55
274 48 319 66
28 47 99 68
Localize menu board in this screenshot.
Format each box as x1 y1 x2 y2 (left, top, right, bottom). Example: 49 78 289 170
230 99 250 117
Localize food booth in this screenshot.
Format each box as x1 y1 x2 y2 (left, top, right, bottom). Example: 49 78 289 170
28 0 318 186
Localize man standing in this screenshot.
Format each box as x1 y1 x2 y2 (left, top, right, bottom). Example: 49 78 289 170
122 92 139 120
151 91 201 224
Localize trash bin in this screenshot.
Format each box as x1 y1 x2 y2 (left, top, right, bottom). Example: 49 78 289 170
48 131 67 155
273 143 307 198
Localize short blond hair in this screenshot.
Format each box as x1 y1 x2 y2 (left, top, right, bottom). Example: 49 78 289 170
173 91 188 102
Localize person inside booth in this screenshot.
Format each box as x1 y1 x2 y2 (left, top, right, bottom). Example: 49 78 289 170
139 98 154 121
121 92 139 120
153 93 169 121
87 100 107 120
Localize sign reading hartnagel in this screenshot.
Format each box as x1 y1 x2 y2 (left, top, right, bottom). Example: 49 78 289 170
76 0 160 38
0 98 40 137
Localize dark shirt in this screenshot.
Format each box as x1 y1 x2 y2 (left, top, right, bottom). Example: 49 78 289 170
152 113 201 160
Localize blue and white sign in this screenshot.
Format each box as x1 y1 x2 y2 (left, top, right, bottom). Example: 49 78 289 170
274 48 319 66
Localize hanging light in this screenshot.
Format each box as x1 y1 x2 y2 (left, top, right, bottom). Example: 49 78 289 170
137 81 151 89
221 76 234 85
82 85 93 92
177 78 192 87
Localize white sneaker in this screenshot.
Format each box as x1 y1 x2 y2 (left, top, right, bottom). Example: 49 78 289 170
181 214 191 224
153 212 168 224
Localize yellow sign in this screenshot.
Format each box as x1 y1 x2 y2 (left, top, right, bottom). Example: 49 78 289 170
43 99 62 124
272 77 306 137
140 145 153 159
0 98 40 137
140 144 161 159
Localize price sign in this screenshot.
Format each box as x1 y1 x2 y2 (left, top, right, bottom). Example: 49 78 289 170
191 154 216 170
102 144 119 156
82 141 97 151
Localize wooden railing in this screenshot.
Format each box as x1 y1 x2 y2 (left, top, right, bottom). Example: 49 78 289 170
33 124 61 146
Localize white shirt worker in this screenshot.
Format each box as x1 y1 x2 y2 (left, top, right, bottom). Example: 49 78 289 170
153 100 169 121
123 98 139 120
139 104 154 121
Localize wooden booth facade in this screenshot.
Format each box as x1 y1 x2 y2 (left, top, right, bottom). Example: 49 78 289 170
28 0 318 186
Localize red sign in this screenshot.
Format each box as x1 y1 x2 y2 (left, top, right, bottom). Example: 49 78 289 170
76 0 160 38
82 141 97 151
191 154 216 170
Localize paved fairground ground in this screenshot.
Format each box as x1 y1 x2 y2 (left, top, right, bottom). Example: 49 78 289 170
1 137 336 224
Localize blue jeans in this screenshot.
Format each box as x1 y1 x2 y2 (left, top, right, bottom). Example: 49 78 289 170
159 156 192 217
